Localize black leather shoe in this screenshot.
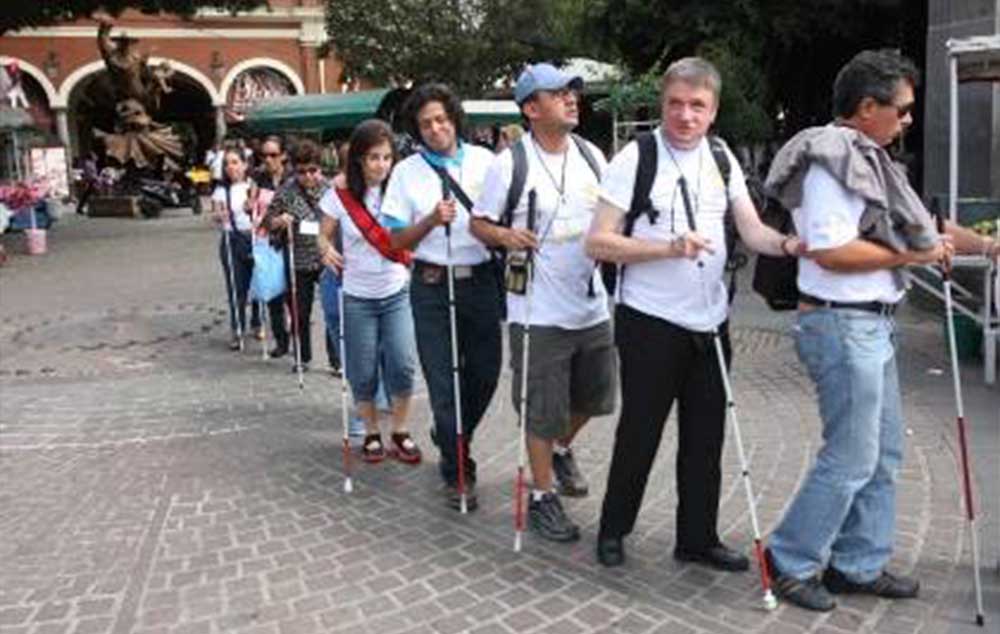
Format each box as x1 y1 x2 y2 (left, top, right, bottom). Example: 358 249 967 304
552 448 589 497
443 482 478 512
269 345 288 358
528 493 580 542
674 542 750 572
765 548 836 612
597 536 625 567
822 567 919 599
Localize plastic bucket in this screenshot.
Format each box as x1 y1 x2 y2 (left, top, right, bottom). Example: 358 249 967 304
24 228 47 255
945 314 982 361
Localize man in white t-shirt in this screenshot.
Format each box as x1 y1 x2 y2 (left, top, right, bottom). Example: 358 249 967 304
586 57 801 571
762 50 997 613
471 63 615 543
381 84 504 511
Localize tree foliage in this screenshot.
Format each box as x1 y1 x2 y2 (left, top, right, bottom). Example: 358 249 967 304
0 1 267 35
593 0 925 144
325 0 603 96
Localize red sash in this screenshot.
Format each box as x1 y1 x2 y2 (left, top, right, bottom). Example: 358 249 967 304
335 187 412 266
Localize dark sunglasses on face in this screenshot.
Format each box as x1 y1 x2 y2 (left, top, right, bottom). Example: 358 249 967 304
894 102 915 119
262 151 282 158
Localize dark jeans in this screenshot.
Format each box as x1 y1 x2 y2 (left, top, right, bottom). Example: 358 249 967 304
410 262 502 485
267 295 289 350
219 231 260 335
599 304 731 552
288 266 321 365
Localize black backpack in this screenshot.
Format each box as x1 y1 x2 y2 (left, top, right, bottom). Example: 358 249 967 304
607 131 744 299
500 133 605 296
751 193 799 310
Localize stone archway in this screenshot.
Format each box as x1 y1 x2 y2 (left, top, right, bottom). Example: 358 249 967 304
220 58 302 125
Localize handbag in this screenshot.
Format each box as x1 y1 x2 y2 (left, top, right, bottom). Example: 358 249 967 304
250 237 287 302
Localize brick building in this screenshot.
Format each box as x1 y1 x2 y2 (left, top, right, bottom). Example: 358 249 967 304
0 0 347 162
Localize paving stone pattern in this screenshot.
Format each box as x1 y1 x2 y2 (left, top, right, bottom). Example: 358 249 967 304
1 214 997 634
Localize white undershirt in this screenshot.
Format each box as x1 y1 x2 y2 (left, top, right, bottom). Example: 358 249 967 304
793 164 903 304
473 134 610 329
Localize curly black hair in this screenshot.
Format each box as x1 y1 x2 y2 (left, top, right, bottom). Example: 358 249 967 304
401 83 465 146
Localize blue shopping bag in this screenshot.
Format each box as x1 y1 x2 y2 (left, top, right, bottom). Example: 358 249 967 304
250 239 286 302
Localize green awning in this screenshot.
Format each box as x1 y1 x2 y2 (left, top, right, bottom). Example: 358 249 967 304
245 89 391 134
462 100 521 126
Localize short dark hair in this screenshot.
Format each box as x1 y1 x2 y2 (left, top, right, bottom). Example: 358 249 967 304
833 50 919 119
261 135 285 152
290 138 323 167
346 119 397 202
402 83 465 145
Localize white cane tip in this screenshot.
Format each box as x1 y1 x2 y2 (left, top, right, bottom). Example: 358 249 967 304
763 594 778 611
514 534 522 552
460 498 468 515
343 479 353 493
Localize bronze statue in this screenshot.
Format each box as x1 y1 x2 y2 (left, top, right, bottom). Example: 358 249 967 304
94 17 183 171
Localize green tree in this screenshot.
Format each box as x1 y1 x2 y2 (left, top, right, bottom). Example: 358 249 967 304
593 0 925 144
1 1 267 35
325 0 602 96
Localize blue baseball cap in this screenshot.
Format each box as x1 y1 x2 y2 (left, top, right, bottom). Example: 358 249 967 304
514 63 584 105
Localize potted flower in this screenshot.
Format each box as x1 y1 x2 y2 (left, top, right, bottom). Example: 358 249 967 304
0 177 50 254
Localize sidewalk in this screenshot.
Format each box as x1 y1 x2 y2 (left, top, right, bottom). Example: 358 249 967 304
0 214 996 634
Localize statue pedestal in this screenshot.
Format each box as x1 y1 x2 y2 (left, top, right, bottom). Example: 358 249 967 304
88 196 143 218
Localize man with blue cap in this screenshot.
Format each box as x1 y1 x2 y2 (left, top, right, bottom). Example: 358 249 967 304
471 63 615 543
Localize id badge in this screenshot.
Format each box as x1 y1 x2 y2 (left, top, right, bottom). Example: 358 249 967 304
299 220 320 236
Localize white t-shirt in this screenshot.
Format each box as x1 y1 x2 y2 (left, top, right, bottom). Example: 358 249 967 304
794 164 903 303
209 151 224 181
211 182 253 232
474 134 610 329
381 145 494 266
319 187 409 300
600 130 750 332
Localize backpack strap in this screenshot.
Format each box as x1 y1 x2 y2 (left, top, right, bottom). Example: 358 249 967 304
624 131 658 237
707 135 731 189
571 133 602 181
502 139 529 227
706 135 748 303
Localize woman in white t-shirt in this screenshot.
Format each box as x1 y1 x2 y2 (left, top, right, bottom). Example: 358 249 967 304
318 120 420 464
211 148 260 350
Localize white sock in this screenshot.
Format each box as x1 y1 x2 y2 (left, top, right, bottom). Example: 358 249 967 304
553 443 569 456
531 489 547 501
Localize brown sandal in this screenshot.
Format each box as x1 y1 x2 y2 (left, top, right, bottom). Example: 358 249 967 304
362 434 385 463
390 432 422 464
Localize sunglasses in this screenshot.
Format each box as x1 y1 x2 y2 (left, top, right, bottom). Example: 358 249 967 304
296 166 320 176
262 151 282 158
894 102 915 119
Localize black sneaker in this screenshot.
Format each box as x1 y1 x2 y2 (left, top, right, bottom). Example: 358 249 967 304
443 482 478 512
552 448 589 497
528 492 580 542
269 345 288 358
765 548 836 612
822 567 919 599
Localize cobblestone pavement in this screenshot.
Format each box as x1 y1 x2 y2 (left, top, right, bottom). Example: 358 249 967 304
1 213 997 634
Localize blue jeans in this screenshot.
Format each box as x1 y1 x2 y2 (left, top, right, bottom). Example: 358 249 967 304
769 308 903 583
219 231 260 335
342 288 416 403
319 268 341 367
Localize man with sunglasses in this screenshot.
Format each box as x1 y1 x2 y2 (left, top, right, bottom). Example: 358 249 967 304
263 140 329 371
586 57 799 571
761 49 997 612
470 63 615 543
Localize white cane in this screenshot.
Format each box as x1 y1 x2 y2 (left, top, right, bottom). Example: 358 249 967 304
442 180 469 514
679 178 777 611
337 277 353 493
937 215 985 626
514 189 537 552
